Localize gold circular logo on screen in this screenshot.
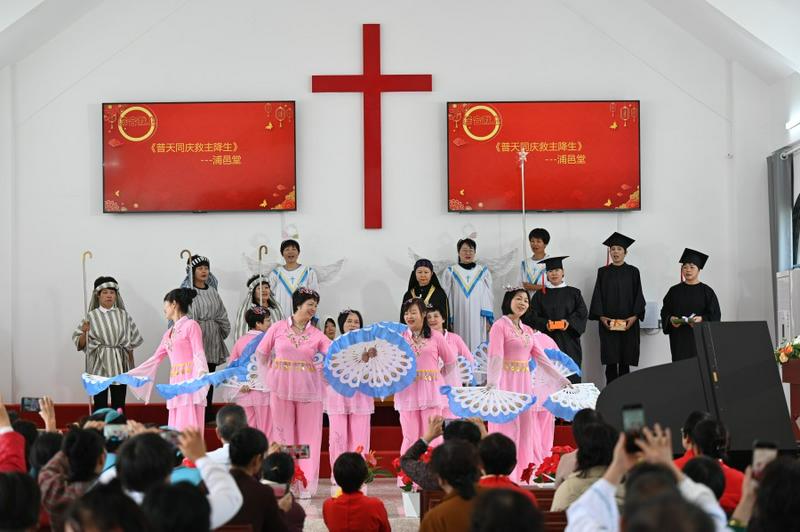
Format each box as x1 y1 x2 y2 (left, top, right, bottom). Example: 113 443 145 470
118 106 157 142
462 105 501 142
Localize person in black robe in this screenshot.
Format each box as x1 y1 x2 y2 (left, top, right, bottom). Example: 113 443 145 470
400 258 450 326
589 232 646 384
524 256 588 383
660 248 721 362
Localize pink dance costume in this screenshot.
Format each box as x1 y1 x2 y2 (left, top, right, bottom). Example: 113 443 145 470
255 318 331 497
394 329 457 456
128 316 209 431
486 316 570 482
225 330 271 437
324 385 374 479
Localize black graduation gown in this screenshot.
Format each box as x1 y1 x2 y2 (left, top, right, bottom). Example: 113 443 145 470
660 282 721 362
400 284 450 325
589 264 646 366
524 286 588 380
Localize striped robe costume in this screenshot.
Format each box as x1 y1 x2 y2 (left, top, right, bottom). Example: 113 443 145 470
72 308 143 376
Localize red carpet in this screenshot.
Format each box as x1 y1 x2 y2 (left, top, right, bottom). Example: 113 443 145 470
9 403 576 478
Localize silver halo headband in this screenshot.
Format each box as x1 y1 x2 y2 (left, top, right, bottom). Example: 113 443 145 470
248 276 270 290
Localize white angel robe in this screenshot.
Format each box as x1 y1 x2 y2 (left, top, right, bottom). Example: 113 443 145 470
268 265 319 318
442 263 494 351
518 254 554 298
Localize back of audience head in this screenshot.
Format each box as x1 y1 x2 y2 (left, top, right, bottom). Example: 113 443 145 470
64 482 148 532
681 410 711 450
689 418 728 461
229 426 267 472
624 493 714 532
623 462 679 519
142 482 210 532
572 408 603 439
215 404 247 443
443 419 482 446
29 431 64 477
470 488 543 532
333 452 368 494
12 420 38 471
479 433 517 476
576 422 618 474
263 451 295 484
87 408 128 453
116 433 175 493
431 440 480 500
682 456 725 500
749 457 800 532
0 472 40 531
63 428 106 482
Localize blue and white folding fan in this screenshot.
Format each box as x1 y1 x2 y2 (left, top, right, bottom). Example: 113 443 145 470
471 341 489 385
542 383 601 421
440 385 536 424
324 322 417 399
81 373 150 396
221 332 266 393
456 355 474 386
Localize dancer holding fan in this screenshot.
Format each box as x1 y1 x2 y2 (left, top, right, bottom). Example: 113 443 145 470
486 287 571 482
73 274 143 412
394 298 457 457
254 288 330 498
324 309 375 482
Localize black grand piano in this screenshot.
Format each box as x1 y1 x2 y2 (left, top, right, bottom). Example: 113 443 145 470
597 321 797 463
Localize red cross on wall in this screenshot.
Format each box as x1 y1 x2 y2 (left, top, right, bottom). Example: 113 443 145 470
312 24 432 229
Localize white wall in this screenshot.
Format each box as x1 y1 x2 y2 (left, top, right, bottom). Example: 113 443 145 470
3 0 778 401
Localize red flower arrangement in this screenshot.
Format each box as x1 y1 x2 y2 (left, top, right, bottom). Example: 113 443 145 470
520 445 575 484
355 445 392 484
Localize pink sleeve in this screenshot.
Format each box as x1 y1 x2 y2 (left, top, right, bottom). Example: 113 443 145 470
316 333 332 370
127 334 169 403
187 321 209 376
456 335 473 362
228 340 243 363
436 333 455 366
531 335 571 389
255 323 278 361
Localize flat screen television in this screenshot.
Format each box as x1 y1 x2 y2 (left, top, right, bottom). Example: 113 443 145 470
447 100 640 212
102 101 296 212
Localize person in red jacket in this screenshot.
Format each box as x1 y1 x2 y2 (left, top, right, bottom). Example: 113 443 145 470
323 452 390 532
673 410 712 469
477 433 538 507
678 417 743 514
0 394 26 474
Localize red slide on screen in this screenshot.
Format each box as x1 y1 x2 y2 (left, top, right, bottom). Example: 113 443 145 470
102 101 296 213
447 101 640 212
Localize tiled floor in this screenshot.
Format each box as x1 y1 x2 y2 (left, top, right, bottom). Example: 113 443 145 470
298 479 421 532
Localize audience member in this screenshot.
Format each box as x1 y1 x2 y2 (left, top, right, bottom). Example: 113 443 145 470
682 456 725 501
63 482 148 532
226 427 289 532
470 488 543 532
29 431 64 480
552 422 618 511
207 404 248 467
0 471 40 531
624 492 715 532
12 420 38 471
673 411 712 469
555 408 603 488
401 415 483 490
142 482 211 532
39 427 106 528
0 393 26 473
323 452 391 532
420 440 482 532
114 428 243 528
263 450 306 532
684 418 742 514
729 457 800 532
477 433 538 507
565 424 726 531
